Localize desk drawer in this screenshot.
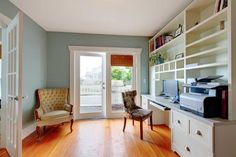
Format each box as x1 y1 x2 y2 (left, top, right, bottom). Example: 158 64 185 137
172 111 189 133
184 136 213 157
172 127 188 157
189 118 213 151
172 127 213 157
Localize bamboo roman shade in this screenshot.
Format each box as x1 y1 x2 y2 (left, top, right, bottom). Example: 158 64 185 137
111 55 133 67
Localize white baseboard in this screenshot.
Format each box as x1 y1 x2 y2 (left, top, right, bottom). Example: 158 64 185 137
22 123 36 139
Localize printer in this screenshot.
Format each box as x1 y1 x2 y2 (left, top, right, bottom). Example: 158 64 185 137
180 76 228 118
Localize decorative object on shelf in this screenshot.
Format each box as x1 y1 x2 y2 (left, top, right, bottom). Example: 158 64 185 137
220 20 225 30
214 0 228 14
174 24 183 38
156 54 164 65
222 0 228 9
149 53 158 66
175 53 184 59
164 34 173 44
149 53 165 66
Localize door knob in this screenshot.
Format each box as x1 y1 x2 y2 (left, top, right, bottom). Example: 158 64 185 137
14 96 27 101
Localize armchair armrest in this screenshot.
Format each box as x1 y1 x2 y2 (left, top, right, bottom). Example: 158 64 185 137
64 103 73 115
34 107 44 121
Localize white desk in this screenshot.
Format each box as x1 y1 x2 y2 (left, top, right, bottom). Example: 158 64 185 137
142 94 236 126
141 95 236 157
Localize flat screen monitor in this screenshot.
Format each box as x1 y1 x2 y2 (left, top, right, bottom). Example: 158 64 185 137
163 80 179 98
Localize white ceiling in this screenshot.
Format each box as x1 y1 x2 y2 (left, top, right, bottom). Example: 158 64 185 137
10 0 192 36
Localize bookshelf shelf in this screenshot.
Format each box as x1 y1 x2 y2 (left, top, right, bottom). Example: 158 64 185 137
186 29 227 48
150 34 184 55
186 8 228 34
186 47 227 59
156 70 175 74
185 62 227 70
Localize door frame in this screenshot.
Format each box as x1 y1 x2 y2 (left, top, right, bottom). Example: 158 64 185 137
69 46 142 119
0 12 11 148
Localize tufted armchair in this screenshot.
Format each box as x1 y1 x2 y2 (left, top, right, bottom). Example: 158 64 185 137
34 88 74 137
122 90 153 140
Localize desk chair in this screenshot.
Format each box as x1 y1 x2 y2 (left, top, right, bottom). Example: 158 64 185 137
122 90 153 140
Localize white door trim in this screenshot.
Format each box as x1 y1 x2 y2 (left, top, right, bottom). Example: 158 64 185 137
0 12 11 148
69 46 142 119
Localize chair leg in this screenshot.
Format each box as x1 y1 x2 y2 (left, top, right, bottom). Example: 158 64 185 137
36 126 40 138
123 117 127 132
43 126 46 133
150 115 153 130
132 119 134 126
140 119 143 140
70 119 74 132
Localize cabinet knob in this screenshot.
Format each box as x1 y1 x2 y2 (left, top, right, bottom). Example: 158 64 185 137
195 130 202 136
185 146 191 152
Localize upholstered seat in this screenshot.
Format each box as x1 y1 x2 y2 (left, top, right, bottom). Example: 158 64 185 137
34 88 74 137
122 90 153 140
41 110 70 120
130 109 152 119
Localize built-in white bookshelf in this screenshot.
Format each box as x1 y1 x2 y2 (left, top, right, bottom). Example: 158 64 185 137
149 0 236 120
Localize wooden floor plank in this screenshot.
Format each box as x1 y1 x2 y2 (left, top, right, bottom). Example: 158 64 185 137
23 119 179 157
0 148 10 157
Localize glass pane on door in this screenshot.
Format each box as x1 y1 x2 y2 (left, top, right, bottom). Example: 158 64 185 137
111 66 133 112
80 55 103 113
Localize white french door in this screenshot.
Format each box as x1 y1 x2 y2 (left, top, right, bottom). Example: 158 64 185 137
69 46 142 120
76 53 106 119
5 13 23 157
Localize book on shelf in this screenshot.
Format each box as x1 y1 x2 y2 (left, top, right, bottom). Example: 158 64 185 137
214 0 228 14
155 35 173 49
149 40 154 52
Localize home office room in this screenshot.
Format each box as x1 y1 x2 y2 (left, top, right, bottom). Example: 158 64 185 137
0 0 236 157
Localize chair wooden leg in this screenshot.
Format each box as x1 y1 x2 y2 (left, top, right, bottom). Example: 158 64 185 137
36 126 40 138
70 119 74 132
140 119 143 140
43 126 46 133
150 115 153 130
123 117 127 132
132 119 134 126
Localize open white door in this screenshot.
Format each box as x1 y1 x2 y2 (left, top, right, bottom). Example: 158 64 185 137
5 12 23 157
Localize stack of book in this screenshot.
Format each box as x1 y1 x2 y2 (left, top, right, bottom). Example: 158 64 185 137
155 35 173 49
214 0 228 13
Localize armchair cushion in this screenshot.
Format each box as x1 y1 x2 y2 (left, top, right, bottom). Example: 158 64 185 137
41 110 70 120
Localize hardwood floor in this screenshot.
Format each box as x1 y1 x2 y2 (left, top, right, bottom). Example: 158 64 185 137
23 119 179 157
0 148 9 157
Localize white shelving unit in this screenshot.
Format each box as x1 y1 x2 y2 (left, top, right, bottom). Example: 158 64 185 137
149 0 236 120
146 1 236 156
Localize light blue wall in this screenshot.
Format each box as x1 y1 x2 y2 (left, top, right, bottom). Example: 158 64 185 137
22 16 47 128
0 0 48 129
47 32 149 94
1 0 150 129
